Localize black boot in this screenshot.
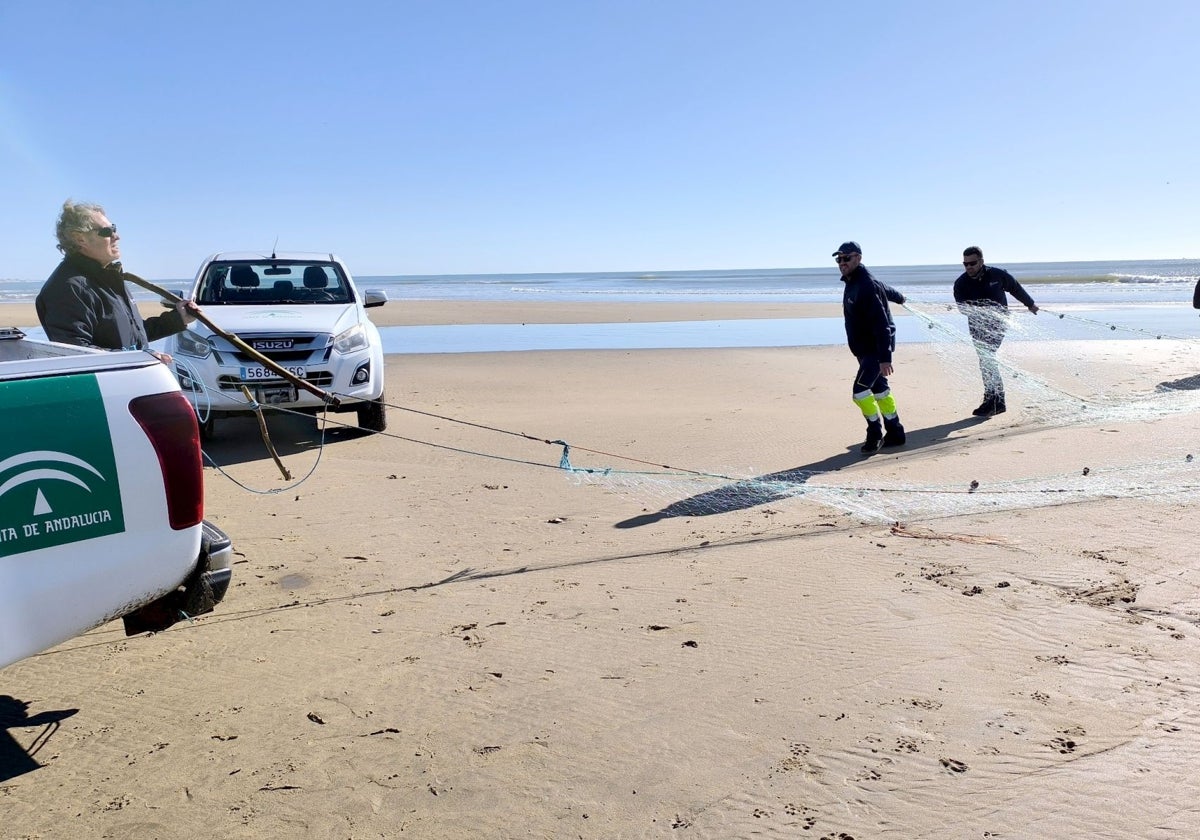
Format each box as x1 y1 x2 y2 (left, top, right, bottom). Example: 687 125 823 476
992 394 1006 415
972 395 995 417
882 417 906 447
861 419 884 454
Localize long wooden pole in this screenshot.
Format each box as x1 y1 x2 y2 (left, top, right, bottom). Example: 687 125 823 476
240 386 293 481
124 272 341 407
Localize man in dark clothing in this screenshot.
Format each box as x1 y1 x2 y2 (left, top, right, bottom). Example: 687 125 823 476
36 200 196 359
952 245 1038 417
835 241 907 454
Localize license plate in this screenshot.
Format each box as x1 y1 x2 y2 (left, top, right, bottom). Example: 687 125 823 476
257 385 298 405
240 365 306 381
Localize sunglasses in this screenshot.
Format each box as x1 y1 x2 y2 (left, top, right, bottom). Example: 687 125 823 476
92 225 118 238
963 259 980 267
835 254 858 264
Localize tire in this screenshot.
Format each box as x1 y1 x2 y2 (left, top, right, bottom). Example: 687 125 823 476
357 395 387 432
199 415 216 441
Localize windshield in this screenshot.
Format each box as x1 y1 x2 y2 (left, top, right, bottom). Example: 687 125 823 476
195 261 354 306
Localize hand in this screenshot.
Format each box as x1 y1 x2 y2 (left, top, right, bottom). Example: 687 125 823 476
177 300 201 324
149 350 175 365
880 362 894 377
1028 304 1039 314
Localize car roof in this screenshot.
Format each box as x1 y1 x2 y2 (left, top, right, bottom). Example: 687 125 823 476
204 251 341 263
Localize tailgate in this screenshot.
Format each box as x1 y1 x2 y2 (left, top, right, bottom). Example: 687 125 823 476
0 360 203 668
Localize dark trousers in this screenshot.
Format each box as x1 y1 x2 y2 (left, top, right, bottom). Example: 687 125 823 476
968 312 1006 398
852 356 889 397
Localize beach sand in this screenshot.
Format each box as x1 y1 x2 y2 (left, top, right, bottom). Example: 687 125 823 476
4 300 1200 838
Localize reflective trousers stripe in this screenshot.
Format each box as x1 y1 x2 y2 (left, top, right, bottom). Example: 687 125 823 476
853 391 880 420
854 388 898 420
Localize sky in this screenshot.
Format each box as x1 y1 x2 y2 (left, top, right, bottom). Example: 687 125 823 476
2 0 1198 281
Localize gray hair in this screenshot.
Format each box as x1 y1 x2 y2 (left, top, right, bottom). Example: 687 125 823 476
56 199 106 253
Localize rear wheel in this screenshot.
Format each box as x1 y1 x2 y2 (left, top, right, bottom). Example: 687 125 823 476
357 395 387 432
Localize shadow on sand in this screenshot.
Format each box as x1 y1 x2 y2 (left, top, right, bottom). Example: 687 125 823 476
0 696 77 783
1157 373 1200 392
200 411 371 468
614 416 987 528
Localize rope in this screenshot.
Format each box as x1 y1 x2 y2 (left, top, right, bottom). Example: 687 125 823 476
373 401 738 479
1037 306 1196 342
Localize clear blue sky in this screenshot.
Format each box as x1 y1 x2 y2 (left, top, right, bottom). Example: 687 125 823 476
2 0 1197 280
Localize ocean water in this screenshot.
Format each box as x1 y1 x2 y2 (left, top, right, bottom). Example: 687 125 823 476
5 258 1197 305
9 258 1200 353
354 258 1200 307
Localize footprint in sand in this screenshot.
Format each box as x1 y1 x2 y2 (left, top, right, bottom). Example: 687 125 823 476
783 803 817 829
1050 737 1078 754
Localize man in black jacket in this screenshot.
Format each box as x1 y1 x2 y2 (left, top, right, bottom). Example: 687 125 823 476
952 246 1038 417
37 200 197 361
835 241 906 454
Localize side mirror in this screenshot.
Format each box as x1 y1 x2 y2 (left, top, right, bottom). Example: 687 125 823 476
363 290 388 309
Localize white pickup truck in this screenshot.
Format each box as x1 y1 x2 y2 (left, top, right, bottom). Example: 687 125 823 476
0 327 232 670
162 251 388 437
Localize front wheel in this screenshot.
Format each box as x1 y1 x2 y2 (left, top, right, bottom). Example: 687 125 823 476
357 395 387 432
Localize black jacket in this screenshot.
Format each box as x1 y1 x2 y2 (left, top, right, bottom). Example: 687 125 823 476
842 265 904 363
36 253 185 350
953 265 1035 310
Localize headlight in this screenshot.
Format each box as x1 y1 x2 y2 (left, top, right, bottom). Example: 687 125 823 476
175 329 212 359
333 324 368 353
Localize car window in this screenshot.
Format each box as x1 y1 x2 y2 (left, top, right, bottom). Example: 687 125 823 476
196 262 354 305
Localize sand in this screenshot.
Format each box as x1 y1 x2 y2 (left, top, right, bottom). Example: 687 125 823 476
4 299 1200 839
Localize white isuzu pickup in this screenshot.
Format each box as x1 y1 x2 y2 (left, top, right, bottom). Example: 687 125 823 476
162 251 388 438
0 327 232 670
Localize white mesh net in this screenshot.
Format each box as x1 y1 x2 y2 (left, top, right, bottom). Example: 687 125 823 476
563 302 1200 524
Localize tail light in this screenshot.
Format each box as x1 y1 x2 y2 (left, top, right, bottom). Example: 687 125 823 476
128 392 203 530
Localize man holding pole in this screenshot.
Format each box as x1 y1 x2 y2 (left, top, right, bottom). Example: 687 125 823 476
36 200 199 362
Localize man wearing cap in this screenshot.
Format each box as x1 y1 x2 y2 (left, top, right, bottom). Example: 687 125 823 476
952 245 1038 417
834 241 907 454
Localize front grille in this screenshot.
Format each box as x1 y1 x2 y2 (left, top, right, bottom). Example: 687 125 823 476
232 348 320 364
220 333 332 366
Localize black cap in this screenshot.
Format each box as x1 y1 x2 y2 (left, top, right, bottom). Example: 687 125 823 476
832 241 862 257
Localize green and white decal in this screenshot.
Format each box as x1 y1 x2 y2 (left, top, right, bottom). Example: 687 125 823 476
0 374 126 557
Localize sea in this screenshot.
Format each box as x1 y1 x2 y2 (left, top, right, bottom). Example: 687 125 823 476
6 258 1200 353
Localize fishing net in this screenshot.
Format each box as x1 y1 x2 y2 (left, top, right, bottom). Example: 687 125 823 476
904 301 1200 427
559 302 1200 524
225 298 1200 525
